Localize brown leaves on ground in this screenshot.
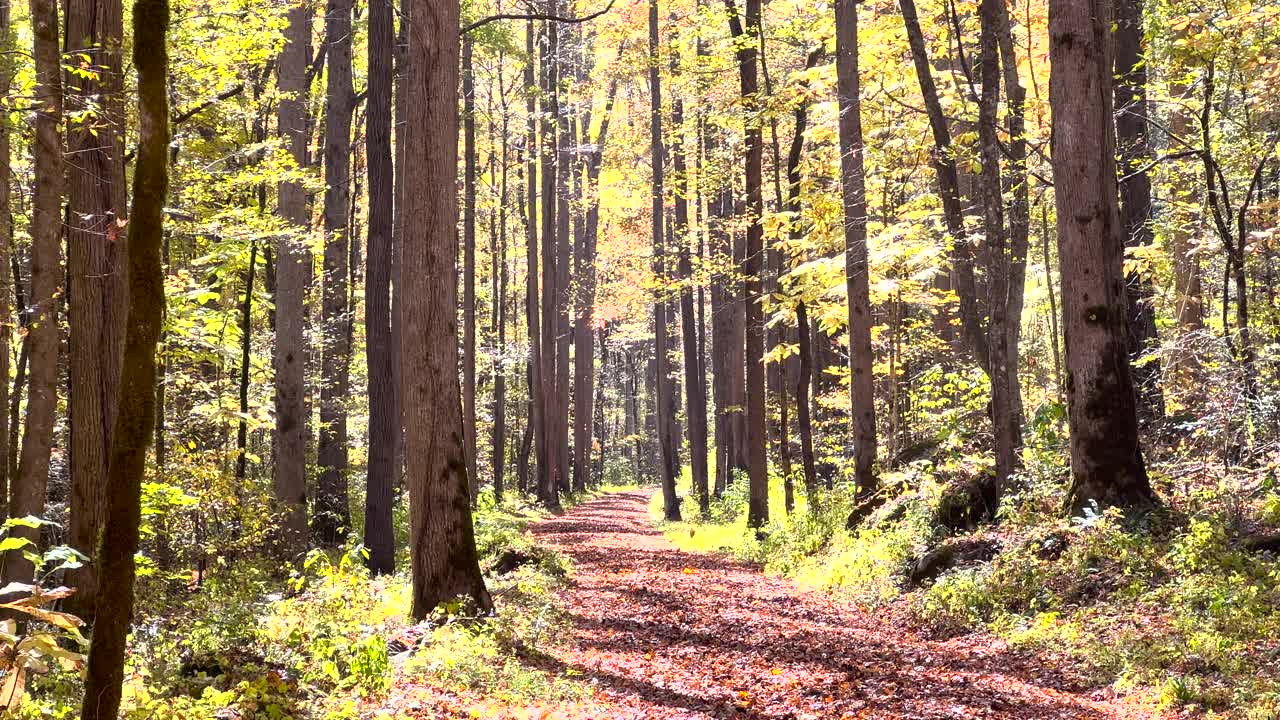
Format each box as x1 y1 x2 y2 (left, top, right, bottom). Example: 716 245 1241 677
414 491 1171 719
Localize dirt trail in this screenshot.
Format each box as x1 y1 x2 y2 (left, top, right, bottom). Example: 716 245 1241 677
525 490 1165 720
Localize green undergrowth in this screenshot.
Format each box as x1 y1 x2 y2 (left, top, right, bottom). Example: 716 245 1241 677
21 487 630 720
653 458 1280 719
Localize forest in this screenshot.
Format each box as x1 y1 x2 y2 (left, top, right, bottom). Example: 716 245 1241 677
0 0 1277 714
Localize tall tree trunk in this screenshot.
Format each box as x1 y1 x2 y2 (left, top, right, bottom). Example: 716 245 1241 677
672 69 710 517
1114 0 1164 422
273 0 311 557
65 0 127 620
79 0 167 711
786 48 821 496
977 0 1017 488
2 0 64 588
554 26 574 498
492 57 511 504
0 0 14 522
316 0 355 544
364 0 396 575
402 0 491 618
462 36 480 503
707 127 743 498
651 0 682 521
725 0 768 528
524 21 548 507
234 241 257 481
835 0 877 496
1049 0 1155 513
539 17 562 508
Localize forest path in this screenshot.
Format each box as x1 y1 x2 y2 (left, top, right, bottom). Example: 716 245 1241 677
524 489 1166 720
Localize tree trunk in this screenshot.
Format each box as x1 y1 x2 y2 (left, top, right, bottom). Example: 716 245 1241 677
977 0 1017 488
651 0 682 521
273 0 311 557
0 0 14 522
402 0 491 617
235 241 257 482
539 18 562 509
898 0 989 373
2 0 63 588
1114 0 1164 422
835 0 877 496
64 0 127 620
492 58 512 504
524 21 547 507
79 1 167 711
364 0 395 575
1049 0 1155 513
725 0 768 528
315 0 355 545
462 36 480 504
672 71 710 517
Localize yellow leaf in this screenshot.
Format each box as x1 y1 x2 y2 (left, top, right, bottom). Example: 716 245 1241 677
681 567 696 574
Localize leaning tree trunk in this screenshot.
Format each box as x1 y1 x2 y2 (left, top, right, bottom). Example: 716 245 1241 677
364 0 396 575
402 0 491 618
315 0 355 545
65 0 127 621
1049 0 1155 513
2 0 64 589
79 0 168 713
725 0 768 528
835 0 878 496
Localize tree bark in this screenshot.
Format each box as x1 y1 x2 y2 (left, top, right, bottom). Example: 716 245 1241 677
539 17 562 508
273 0 311 557
1049 0 1155 513
0 0 14 522
462 36 480 503
315 0 355 545
65 0 127 620
401 0 492 617
835 0 878 496
725 0 768 528
234 241 257 482
672 65 710 517
364 0 396 575
2 0 64 588
79 0 167 711
651 0 682 521
525 21 549 507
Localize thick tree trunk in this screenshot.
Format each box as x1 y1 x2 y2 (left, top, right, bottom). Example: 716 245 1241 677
402 0 491 617
1049 0 1155 513
1114 0 1164 422
78 1 167 712
273 0 311 556
651 0 682 521
2 0 64 588
65 0 127 620
725 0 768 528
462 36 480 503
835 0 877 496
364 0 396 575
315 0 355 545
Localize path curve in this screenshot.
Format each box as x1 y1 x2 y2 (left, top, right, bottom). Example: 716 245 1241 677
528 490 1165 720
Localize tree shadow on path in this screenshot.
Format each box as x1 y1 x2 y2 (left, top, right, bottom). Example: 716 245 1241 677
525 490 1165 720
